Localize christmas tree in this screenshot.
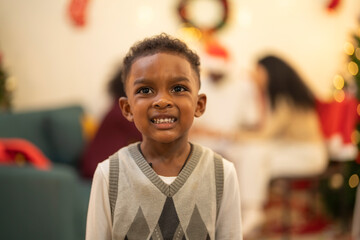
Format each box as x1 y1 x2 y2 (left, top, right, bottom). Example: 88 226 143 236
0 52 11 111
319 21 360 230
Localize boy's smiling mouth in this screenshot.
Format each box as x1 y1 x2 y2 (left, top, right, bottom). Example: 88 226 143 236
151 117 177 124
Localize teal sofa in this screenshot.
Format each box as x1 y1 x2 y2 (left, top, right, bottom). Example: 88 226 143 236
0 105 91 240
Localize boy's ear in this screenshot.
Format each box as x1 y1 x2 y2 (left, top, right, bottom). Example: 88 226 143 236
195 93 206 117
119 97 134 122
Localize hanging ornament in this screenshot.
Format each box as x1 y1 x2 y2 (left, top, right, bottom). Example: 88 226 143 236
327 0 341 11
68 0 90 27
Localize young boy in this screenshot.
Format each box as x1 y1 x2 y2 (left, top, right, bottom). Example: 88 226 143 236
86 33 242 240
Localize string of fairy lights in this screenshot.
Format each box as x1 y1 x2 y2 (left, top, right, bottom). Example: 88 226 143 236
331 22 360 191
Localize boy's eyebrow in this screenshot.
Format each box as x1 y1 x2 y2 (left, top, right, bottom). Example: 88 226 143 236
133 78 151 86
169 76 191 84
133 76 192 85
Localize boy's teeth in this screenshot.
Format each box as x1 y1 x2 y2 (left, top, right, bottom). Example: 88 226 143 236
153 118 175 124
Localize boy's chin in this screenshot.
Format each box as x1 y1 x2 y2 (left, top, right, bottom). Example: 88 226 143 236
146 134 187 145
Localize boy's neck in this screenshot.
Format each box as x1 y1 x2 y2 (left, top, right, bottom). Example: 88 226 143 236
140 139 191 177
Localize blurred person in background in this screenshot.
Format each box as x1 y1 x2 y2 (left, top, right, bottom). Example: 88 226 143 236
80 65 142 179
190 43 260 158
230 55 328 236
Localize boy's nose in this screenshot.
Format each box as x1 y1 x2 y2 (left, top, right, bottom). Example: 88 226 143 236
153 96 173 109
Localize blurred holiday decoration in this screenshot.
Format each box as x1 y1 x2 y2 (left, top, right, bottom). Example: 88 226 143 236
177 0 231 84
177 0 229 35
0 53 12 111
202 39 230 84
68 0 89 27
346 22 360 162
316 95 358 161
327 0 342 11
318 20 360 229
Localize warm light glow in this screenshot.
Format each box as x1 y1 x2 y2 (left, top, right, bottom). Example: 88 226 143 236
177 25 202 41
330 173 343 189
351 130 360 145
349 174 359 188
356 48 360 60
5 76 17 92
333 74 344 90
237 8 252 29
344 41 355 55
333 89 345 102
136 5 154 25
357 104 360 116
348 61 359 76
187 0 223 29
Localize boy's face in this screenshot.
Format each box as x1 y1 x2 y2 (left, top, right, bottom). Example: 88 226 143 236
120 52 206 144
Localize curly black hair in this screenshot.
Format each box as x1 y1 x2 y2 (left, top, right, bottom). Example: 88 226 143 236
122 33 200 88
108 65 126 99
258 55 315 110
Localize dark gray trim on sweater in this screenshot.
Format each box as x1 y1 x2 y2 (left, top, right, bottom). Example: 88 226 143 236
109 143 225 225
109 153 120 223
128 143 202 197
213 153 224 218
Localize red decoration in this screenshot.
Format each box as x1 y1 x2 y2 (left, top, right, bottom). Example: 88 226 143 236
68 0 89 27
316 95 357 144
316 94 358 160
327 0 341 11
205 39 229 61
0 138 51 170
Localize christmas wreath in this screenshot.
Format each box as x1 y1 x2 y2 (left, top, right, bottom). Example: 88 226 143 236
177 0 229 34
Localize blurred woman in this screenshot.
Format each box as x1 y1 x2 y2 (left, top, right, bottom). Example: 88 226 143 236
233 55 328 235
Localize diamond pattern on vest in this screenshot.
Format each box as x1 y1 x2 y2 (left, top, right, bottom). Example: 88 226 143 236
173 223 185 240
126 198 210 239
186 205 210 239
125 207 150 239
157 197 180 239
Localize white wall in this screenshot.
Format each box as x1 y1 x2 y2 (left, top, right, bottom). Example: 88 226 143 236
0 0 359 118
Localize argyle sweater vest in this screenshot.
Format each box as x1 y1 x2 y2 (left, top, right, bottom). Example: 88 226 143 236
109 142 223 240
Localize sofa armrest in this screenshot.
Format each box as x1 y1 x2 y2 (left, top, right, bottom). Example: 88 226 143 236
0 164 91 240
0 105 86 167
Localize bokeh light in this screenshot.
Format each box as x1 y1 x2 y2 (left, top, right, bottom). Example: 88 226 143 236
330 173 344 189
344 41 355 55
177 24 203 41
333 89 345 102
349 174 359 188
351 130 360 145
356 48 360 60
348 61 359 76
357 103 360 116
332 74 344 90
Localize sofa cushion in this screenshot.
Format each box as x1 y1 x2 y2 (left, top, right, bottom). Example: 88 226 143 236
43 106 85 166
0 105 85 166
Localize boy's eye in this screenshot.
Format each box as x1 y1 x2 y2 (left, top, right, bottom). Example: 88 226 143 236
137 87 153 94
171 85 187 93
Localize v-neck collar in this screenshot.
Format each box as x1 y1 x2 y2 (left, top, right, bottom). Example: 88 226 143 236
128 142 202 197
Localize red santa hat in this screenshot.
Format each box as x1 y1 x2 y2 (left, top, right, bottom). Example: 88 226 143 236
202 39 230 73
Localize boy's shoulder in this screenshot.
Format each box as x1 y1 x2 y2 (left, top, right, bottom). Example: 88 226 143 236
97 142 139 173
192 142 234 167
